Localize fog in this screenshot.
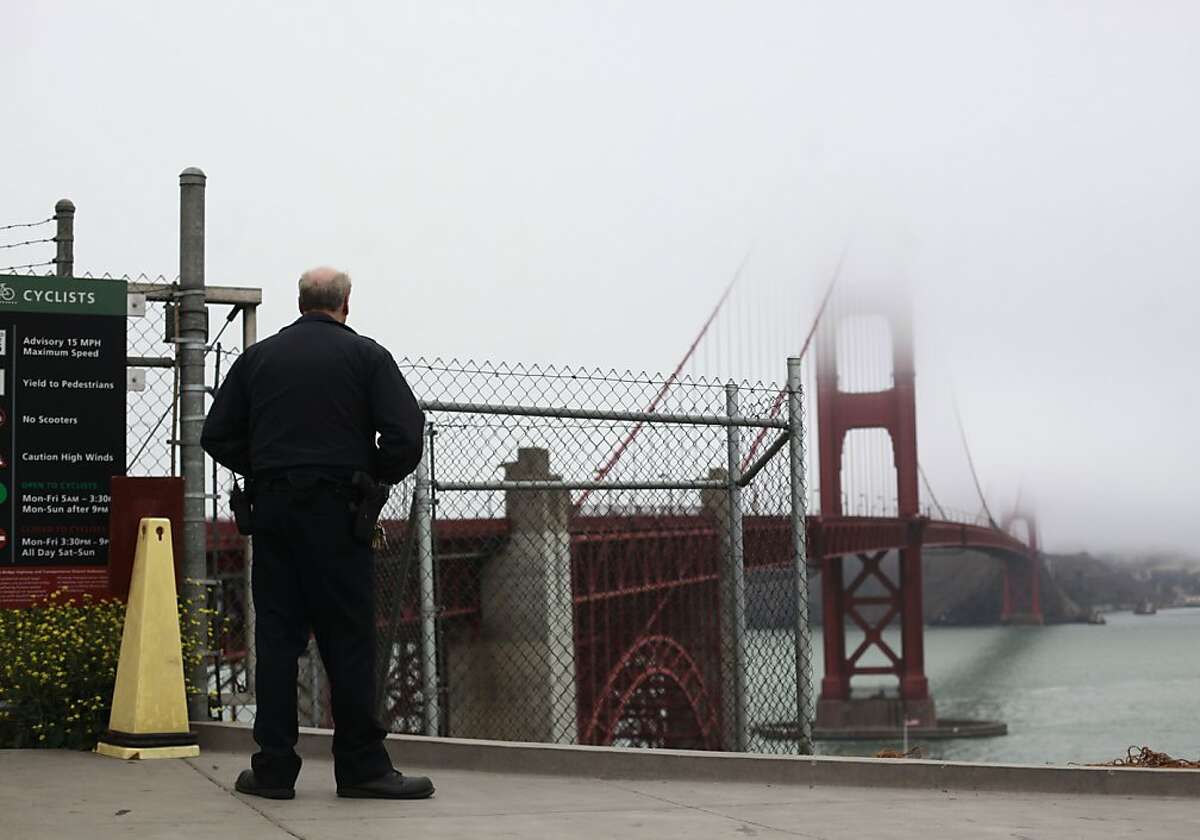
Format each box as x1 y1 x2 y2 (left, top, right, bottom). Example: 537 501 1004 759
4 1 1196 554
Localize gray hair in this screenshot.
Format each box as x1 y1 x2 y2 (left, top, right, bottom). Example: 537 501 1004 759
298 267 352 312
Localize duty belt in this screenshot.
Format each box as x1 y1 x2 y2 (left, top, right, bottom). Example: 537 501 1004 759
255 472 356 498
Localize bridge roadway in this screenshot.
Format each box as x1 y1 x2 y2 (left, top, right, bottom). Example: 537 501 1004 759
399 512 1035 621
387 512 1034 577
3 724 1196 839
367 511 1035 624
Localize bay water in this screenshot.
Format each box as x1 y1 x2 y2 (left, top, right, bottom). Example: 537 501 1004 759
792 608 1200 764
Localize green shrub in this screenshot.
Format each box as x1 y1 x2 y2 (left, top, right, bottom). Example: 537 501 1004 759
0 589 214 750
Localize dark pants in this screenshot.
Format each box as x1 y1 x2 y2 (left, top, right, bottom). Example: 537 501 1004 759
250 476 393 788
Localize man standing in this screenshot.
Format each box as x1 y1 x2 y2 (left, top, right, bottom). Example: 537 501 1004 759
202 267 433 800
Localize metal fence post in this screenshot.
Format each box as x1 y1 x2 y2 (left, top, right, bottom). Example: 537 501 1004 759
414 442 440 736
241 305 258 351
786 356 813 754
178 166 209 719
723 382 748 751
241 305 258 696
54 199 74 277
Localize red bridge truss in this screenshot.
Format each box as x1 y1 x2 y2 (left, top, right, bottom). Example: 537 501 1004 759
354 504 1037 747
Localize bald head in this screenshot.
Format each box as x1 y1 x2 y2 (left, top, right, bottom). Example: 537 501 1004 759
298 266 352 322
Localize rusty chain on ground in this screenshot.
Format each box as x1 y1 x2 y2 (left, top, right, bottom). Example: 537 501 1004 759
1093 746 1200 770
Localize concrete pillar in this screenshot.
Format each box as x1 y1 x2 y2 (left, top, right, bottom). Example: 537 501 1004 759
702 463 747 751
448 448 577 743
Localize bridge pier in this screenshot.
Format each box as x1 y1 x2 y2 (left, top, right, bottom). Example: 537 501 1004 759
1001 555 1044 625
898 539 932 707
445 447 578 743
813 545 937 734
1000 513 1044 625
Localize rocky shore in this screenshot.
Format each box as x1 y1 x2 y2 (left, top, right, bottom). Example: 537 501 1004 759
748 550 1200 627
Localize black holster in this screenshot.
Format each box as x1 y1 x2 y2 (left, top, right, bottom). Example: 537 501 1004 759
350 471 390 545
230 477 254 536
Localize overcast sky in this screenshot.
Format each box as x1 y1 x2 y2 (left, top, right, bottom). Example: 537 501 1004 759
4 1 1197 554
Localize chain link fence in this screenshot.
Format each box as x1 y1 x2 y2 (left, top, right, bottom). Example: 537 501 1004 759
368 358 813 754
11 258 813 751
117 275 256 723
8 196 813 751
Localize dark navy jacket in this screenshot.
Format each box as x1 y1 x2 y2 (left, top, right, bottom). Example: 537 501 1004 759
201 313 424 484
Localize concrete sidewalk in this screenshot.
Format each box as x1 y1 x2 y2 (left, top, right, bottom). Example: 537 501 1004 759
2 748 1198 839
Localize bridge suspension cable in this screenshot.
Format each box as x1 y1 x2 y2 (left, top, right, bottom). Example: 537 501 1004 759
952 395 998 529
580 239 851 515
738 244 847 471
918 463 948 520
574 251 750 509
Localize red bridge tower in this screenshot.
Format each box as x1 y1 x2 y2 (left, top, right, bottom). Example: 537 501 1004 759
1000 511 1044 625
814 295 937 732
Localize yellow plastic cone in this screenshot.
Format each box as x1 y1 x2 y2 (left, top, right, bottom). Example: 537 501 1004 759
95 518 200 759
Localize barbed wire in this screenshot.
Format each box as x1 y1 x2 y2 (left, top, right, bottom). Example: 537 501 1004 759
0 217 52 233
0 259 55 273
0 236 55 250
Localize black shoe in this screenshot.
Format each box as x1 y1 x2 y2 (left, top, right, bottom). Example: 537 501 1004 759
235 768 296 800
337 770 435 800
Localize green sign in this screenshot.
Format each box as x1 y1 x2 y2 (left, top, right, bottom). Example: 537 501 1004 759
0 274 127 317
0 274 128 607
